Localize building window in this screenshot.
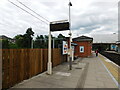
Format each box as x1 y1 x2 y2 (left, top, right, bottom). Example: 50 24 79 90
80 46 84 53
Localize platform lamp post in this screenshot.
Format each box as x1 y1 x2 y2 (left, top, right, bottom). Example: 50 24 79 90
68 0 72 70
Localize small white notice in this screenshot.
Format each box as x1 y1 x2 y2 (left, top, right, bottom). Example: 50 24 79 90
80 46 84 53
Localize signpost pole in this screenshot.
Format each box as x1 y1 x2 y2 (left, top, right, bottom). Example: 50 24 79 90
48 20 69 74
69 0 72 70
47 25 52 75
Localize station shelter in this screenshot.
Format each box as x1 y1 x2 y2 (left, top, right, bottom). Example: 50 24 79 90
72 36 93 57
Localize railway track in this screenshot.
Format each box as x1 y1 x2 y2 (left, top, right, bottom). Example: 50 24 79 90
100 51 120 66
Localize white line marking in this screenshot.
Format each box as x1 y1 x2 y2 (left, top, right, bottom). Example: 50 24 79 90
56 72 71 76
98 55 120 89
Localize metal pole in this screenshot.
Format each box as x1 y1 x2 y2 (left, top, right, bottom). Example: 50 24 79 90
31 38 33 49
69 0 72 70
47 25 52 75
53 38 54 48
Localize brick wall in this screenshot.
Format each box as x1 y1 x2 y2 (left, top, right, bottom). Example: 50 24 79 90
73 41 92 57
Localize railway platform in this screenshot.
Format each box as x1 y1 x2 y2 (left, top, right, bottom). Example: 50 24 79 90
11 52 119 89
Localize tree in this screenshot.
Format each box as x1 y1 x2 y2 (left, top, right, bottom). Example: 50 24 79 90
54 34 65 48
26 28 34 36
44 35 48 48
22 28 34 48
2 39 9 49
0 40 2 49
34 35 45 48
9 42 18 49
14 28 34 48
58 34 65 39
14 34 23 48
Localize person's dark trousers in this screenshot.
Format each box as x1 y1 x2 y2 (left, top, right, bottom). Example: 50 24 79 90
96 53 98 57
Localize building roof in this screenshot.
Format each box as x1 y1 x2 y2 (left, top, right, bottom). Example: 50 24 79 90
92 34 118 44
116 41 120 44
0 35 12 40
73 36 93 42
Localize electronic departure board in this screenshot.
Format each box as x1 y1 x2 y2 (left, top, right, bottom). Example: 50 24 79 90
50 22 70 32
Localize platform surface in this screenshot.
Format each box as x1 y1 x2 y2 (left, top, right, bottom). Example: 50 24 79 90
11 53 119 89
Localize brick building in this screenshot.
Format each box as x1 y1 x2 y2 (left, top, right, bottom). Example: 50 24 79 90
72 36 93 57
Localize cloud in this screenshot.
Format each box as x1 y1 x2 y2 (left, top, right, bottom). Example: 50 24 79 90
0 0 119 38
70 0 118 36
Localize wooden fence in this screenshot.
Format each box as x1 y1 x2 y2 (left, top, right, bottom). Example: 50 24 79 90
2 49 67 89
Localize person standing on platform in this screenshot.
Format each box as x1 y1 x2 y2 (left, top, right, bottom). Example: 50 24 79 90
95 49 98 57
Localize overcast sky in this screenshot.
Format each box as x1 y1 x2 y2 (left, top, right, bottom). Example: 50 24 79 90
0 0 119 39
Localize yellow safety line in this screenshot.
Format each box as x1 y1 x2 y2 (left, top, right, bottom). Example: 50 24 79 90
99 55 120 84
